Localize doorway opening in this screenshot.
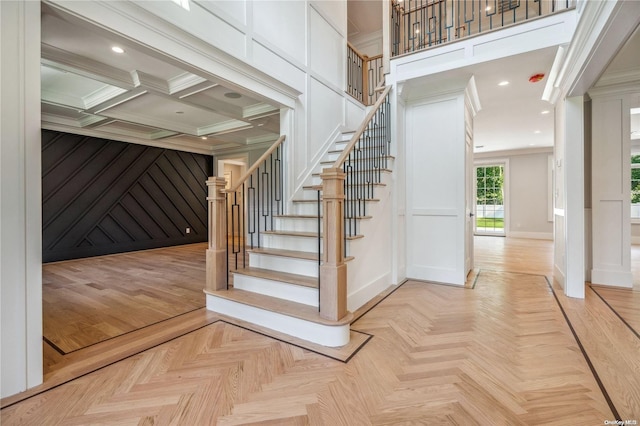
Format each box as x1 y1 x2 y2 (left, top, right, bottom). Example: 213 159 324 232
475 163 506 236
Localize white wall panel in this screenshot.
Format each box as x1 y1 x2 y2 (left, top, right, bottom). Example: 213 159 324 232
591 92 634 288
1 0 43 398
406 96 466 285
138 1 247 58
197 0 246 25
252 41 306 93
253 0 306 65
311 1 346 35
345 97 366 130
309 78 343 161
409 216 458 270
596 98 623 191
310 8 344 89
598 201 623 266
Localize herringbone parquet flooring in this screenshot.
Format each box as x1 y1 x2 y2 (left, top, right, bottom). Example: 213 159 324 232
2 269 617 425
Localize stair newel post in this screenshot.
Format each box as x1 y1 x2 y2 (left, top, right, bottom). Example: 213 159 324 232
205 177 228 292
319 168 348 321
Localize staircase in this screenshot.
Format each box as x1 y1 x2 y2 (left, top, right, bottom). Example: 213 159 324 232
205 87 392 348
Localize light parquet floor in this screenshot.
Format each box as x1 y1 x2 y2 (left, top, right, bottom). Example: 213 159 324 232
43 243 208 353
4 238 634 424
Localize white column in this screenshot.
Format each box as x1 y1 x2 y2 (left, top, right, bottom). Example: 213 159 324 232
564 96 585 298
590 89 639 288
1 0 43 397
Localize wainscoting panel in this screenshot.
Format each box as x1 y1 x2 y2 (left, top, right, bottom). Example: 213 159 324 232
42 130 212 262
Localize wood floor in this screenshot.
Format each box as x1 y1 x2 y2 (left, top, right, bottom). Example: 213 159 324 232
43 243 207 353
2 237 639 424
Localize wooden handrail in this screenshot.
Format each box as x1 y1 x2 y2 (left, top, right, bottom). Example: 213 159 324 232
333 85 391 168
226 135 286 193
347 41 367 61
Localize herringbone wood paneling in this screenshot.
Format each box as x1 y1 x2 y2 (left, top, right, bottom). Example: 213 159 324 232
3 270 617 424
42 129 212 262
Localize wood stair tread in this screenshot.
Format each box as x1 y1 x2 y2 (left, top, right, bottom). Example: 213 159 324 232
206 288 353 326
293 198 380 203
303 183 385 190
313 169 391 177
247 247 319 261
263 230 364 240
274 214 372 220
274 214 323 219
321 155 395 165
232 266 318 288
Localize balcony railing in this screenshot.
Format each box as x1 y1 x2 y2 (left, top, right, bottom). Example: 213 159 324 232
391 0 574 56
347 42 384 106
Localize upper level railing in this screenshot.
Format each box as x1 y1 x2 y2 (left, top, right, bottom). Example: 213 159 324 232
391 0 574 56
347 42 385 106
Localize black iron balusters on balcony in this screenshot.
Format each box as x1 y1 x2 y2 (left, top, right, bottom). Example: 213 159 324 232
347 42 385 106
391 0 573 56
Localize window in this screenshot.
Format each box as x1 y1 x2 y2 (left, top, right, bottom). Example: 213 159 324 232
475 164 505 235
632 155 640 219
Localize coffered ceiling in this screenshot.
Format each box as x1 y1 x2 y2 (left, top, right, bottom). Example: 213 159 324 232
40 6 280 155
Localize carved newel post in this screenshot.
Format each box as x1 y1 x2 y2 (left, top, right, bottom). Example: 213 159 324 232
206 177 227 292
320 168 348 321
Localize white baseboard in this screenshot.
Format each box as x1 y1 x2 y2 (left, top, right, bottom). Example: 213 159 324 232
206 294 350 347
508 231 553 240
347 272 392 311
591 268 633 288
406 265 465 286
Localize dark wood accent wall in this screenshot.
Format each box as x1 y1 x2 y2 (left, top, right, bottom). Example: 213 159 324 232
42 130 213 262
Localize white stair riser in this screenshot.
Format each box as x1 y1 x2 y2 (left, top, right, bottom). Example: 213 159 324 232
298 188 323 200
292 202 321 216
262 233 355 253
249 252 319 277
232 273 319 307
262 233 320 252
206 295 350 347
274 217 322 233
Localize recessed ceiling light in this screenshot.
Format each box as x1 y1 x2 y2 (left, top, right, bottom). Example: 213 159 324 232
534 130 541 134
224 92 242 99
541 110 550 115
175 111 184 114
529 143 536 146
498 81 510 86
201 136 207 140
111 46 125 54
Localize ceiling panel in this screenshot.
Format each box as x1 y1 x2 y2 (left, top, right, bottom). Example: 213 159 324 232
40 6 281 153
